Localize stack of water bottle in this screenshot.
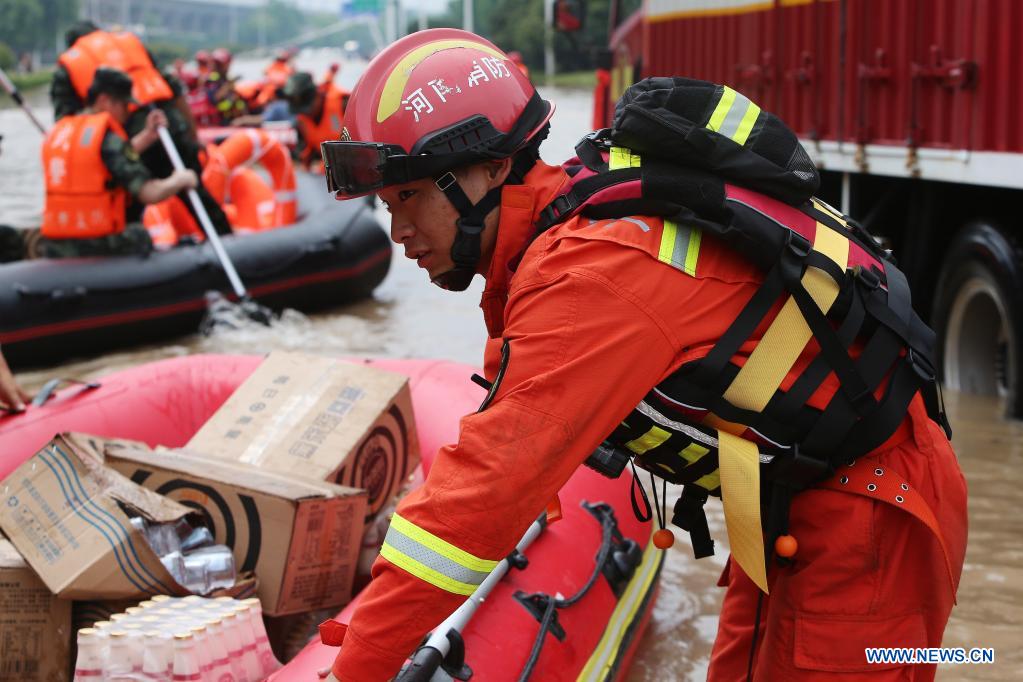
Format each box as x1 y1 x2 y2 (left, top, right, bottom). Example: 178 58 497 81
129 516 236 594
73 595 281 681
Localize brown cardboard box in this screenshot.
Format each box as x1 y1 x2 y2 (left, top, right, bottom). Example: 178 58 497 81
0 434 190 600
0 540 71 682
185 351 419 525
105 443 368 616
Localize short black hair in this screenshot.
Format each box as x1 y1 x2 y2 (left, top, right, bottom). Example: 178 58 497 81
65 20 99 48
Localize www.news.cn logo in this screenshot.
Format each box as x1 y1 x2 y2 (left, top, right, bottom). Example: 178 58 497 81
865 648 995 665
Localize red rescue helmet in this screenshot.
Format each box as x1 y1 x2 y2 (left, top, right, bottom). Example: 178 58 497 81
322 29 553 291
195 49 211 65
212 47 232 67
323 28 553 200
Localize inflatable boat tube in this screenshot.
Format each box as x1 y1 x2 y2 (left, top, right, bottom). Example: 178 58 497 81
0 173 391 368
0 355 662 681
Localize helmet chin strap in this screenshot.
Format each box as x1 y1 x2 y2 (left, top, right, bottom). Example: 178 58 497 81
430 149 542 291
431 171 504 292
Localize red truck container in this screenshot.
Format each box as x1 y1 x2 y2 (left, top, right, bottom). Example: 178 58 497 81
589 0 1023 415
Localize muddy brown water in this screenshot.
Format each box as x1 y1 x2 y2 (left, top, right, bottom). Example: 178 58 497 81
2 51 1019 681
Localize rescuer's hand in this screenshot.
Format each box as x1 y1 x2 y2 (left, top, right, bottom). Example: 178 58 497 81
0 347 30 412
131 109 170 153
170 168 199 192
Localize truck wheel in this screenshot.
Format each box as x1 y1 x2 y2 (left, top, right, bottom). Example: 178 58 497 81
933 221 1023 417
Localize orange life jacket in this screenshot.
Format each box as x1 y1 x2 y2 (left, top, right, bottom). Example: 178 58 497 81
59 31 174 106
143 195 202 249
296 84 347 165
41 112 128 239
203 129 297 228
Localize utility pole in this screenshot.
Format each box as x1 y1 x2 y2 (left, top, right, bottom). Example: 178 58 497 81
544 0 555 87
463 0 473 33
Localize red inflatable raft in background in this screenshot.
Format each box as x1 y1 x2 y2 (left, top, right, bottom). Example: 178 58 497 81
0 355 662 681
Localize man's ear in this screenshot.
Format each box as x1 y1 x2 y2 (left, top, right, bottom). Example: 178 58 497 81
486 157 515 189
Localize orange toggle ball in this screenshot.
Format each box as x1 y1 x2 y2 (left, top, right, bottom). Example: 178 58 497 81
653 528 675 549
774 534 798 558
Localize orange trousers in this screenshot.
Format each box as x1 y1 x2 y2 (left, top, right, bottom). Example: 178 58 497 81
708 401 968 681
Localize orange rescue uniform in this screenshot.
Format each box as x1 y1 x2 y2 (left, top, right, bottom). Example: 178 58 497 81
331 161 967 680
41 112 128 239
295 84 347 166
59 31 173 105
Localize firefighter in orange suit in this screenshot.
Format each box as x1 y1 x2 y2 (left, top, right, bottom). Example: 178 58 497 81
318 30 967 681
40 69 198 258
282 72 348 168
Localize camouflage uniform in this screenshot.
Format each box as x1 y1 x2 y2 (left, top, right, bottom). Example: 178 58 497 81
51 58 233 235
38 131 154 259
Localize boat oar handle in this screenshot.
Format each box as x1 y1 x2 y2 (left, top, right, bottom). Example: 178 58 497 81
0 66 47 134
155 126 249 300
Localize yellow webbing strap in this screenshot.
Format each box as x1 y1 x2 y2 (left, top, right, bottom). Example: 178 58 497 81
722 225 850 412
718 430 769 593
714 224 850 595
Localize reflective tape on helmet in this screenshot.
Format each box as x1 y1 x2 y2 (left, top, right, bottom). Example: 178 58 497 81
380 513 499 595
706 86 762 146
658 220 701 276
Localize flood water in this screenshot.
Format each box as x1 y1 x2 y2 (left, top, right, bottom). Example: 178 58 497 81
2 50 1020 681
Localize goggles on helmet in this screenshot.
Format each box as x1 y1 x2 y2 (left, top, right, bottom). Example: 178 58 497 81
321 141 453 198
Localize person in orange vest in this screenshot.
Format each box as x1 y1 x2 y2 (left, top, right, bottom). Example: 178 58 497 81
51 21 233 236
39 68 199 259
317 30 967 681
281 72 348 168
507 50 530 79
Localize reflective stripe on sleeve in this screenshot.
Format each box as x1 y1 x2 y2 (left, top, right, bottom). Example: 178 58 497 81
658 220 702 275
380 513 499 595
706 86 763 146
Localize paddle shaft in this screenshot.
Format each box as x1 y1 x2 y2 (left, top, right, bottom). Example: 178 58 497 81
397 518 546 682
0 66 47 134
156 126 248 299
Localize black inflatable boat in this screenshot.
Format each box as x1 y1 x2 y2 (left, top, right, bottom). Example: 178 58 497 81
0 172 390 368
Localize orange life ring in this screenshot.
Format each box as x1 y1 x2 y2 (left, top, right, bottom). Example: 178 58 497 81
227 167 277 232
203 129 297 227
142 195 202 249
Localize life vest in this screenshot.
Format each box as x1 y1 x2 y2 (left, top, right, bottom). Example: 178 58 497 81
186 88 218 127
143 195 202 249
295 84 347 165
538 78 949 588
226 167 278 233
59 31 174 105
203 129 297 228
41 112 128 239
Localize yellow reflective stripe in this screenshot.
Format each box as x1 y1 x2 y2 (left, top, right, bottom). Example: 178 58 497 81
658 220 678 265
624 425 671 454
707 86 737 133
722 225 850 412
609 146 641 170
684 226 702 275
389 513 498 574
576 531 663 682
659 220 701 276
694 471 721 490
679 442 709 464
718 430 768 593
732 100 761 145
812 197 848 227
379 544 478 595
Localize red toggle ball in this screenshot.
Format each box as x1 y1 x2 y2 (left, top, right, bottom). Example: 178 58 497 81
774 534 798 558
653 528 675 549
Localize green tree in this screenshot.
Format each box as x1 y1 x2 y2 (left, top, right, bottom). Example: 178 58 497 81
0 41 14 70
0 0 44 53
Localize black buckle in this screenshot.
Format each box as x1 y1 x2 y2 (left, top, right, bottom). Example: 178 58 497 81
907 348 936 383
435 172 457 192
785 231 812 258
769 444 832 490
513 592 566 641
853 264 881 290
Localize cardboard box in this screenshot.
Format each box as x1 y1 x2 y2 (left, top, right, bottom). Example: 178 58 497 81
0 540 71 681
0 434 190 600
186 352 420 525
105 443 368 616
